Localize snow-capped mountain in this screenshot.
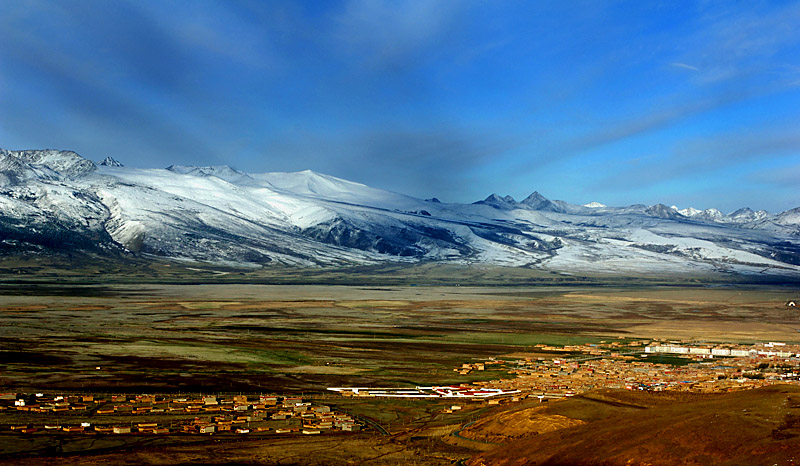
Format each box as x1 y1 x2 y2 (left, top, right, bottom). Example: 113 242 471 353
1 148 799 277
584 201 606 208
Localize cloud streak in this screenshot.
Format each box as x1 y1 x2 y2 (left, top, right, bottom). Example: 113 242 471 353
588 124 800 211
670 62 699 72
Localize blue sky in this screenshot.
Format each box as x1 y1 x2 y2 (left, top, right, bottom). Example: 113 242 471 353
1 0 799 213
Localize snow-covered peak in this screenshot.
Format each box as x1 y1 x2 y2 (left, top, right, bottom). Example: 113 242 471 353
689 208 725 223
99 156 123 167
165 164 254 185
0 148 96 179
678 207 701 217
583 201 606 208
522 191 547 204
646 204 683 219
475 193 518 209
167 164 242 177
2 147 800 276
483 194 505 202
727 207 770 223
520 191 564 212
776 207 800 226
258 169 370 196
255 169 420 211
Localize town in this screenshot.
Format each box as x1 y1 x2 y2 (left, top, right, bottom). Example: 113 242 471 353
466 340 800 397
3 340 800 442
318 340 800 402
0 393 361 436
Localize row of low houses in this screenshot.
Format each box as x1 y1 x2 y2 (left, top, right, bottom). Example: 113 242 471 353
327 386 520 398
644 344 798 358
0 393 363 436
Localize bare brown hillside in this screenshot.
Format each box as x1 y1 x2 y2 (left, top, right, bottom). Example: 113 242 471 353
468 385 800 466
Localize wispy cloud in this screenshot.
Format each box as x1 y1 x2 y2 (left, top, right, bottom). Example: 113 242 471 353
670 62 699 72
750 162 800 188
512 85 775 175
672 2 800 84
152 3 280 70
332 0 465 70
594 124 800 192
0 1 228 163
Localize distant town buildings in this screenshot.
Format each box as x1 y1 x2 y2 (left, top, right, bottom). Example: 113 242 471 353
327 386 520 398
478 340 800 396
0 393 362 436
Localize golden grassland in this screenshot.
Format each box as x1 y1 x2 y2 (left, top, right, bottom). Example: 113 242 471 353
1 282 799 465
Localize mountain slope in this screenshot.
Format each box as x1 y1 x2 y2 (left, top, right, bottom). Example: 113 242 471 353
1 148 798 277
467 386 800 466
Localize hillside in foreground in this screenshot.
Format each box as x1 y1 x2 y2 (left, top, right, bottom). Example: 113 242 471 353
468 385 800 466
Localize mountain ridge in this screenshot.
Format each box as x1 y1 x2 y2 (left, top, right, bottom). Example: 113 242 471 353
1 148 798 276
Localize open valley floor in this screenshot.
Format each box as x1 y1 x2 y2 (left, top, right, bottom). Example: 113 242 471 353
1 283 800 465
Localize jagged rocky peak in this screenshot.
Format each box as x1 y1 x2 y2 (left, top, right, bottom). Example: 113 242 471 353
677 206 728 222
729 207 755 217
99 156 123 167
164 165 254 186
0 148 96 177
521 191 547 204
646 204 684 219
685 208 724 223
521 191 564 212
0 149 23 170
776 207 800 225
475 193 518 208
167 164 241 176
479 194 499 203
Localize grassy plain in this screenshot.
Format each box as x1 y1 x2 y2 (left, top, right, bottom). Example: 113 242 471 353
1 283 799 393
1 280 799 465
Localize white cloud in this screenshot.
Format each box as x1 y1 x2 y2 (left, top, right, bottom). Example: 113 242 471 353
675 2 800 84
670 62 700 72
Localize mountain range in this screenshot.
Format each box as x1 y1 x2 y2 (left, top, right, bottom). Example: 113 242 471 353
1 148 798 277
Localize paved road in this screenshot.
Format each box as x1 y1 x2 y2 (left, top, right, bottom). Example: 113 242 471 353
352 414 390 436
450 420 498 445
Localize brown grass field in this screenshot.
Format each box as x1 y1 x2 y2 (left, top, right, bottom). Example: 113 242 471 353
1 282 799 465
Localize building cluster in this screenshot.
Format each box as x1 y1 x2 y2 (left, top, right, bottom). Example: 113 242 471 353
467 340 800 397
331 341 800 407
327 386 520 398
644 341 798 358
0 393 361 435
455 359 506 375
